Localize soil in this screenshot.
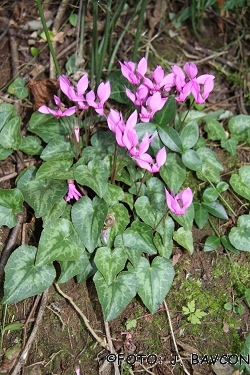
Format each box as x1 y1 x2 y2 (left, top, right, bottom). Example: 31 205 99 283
0 1 250 375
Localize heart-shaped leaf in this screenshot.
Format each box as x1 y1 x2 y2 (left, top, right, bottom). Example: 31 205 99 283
75 159 109 198
36 159 74 180
0 188 24 228
94 247 127 285
36 218 84 266
94 271 136 321
57 249 92 284
136 256 175 314
160 153 186 194
196 147 223 183
0 117 21 149
173 227 194 254
123 221 157 255
3 245 55 304
72 196 108 253
180 120 199 150
229 215 250 252
17 167 68 217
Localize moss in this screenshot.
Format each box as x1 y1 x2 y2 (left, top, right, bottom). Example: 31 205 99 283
168 264 244 355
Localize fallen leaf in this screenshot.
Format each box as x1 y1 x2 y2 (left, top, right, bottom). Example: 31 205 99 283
26 77 59 110
222 322 229 333
53 31 65 43
144 314 153 323
172 253 182 266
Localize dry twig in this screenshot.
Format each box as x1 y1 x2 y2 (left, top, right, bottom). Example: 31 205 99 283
54 283 108 350
10 289 49 375
163 300 191 375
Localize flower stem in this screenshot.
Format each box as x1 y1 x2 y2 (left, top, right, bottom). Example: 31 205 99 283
153 209 169 234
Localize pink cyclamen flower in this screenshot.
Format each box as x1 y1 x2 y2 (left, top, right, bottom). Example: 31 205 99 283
65 180 82 202
86 81 111 116
143 65 172 94
180 63 215 104
59 75 89 102
125 84 148 106
38 95 77 119
135 146 167 173
139 91 167 122
165 187 193 215
119 57 147 84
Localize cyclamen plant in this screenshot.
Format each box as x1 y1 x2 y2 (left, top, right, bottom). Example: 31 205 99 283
2 58 221 322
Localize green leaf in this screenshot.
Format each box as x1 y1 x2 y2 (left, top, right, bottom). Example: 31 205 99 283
171 204 194 231
180 120 199 150
160 153 186 193
0 146 12 160
104 203 130 247
41 136 75 161
157 124 182 153
134 194 165 231
8 78 29 99
3 323 24 332
187 300 195 312
220 235 240 254
69 13 78 26
0 188 24 228
103 184 124 205
28 112 69 143
221 137 238 155
216 181 229 193
201 201 228 220
202 187 219 202
196 147 223 183
229 215 250 252
72 196 108 253
204 119 227 141
94 270 136 321
17 167 68 217
153 216 174 259
204 235 221 252
114 235 143 268
30 47 39 57
36 218 84 266
75 159 109 198
19 136 43 155
3 245 55 304
0 109 16 132
36 159 74 180
173 227 194 254
57 249 91 284
94 247 127 285
136 256 175 314
153 95 176 127
42 199 67 227
180 110 206 125
0 117 21 149
108 71 135 104
236 333 250 373
123 221 158 255
126 319 137 330
195 309 207 318
182 149 202 171
228 114 250 141
182 306 190 315
224 302 232 310
193 202 209 229
230 165 250 200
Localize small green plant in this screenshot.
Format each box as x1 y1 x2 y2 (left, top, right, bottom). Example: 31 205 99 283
182 300 207 324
